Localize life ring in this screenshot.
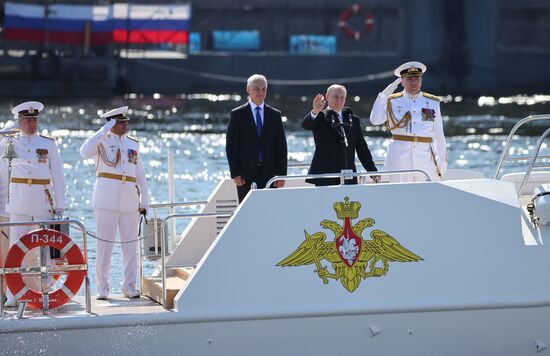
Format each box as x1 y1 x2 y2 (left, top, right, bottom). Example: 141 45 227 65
338 4 374 41
4 228 86 310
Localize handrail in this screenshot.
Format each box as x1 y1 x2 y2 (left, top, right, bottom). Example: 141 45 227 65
517 127 550 198
0 219 90 318
149 201 208 209
159 211 233 310
2 265 87 275
504 154 550 163
266 169 431 187
138 200 209 287
288 159 385 169
493 114 550 179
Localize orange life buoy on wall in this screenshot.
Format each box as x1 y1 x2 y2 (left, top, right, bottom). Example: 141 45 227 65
4 228 86 310
338 4 375 41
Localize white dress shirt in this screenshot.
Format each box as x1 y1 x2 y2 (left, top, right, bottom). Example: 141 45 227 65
249 100 265 128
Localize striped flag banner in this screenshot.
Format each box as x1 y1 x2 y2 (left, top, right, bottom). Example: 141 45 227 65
4 2 112 45
3 2 190 45
112 4 190 44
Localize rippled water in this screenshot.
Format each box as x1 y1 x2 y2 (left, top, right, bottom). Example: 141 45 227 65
2 94 550 293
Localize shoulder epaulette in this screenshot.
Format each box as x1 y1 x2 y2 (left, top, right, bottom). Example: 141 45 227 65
3 130 19 137
388 92 404 100
422 92 441 102
126 134 139 142
39 133 55 140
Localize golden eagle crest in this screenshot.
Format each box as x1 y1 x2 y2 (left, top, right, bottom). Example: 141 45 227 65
277 197 423 293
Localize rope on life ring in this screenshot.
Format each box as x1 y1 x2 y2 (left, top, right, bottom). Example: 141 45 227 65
338 4 375 41
4 228 86 310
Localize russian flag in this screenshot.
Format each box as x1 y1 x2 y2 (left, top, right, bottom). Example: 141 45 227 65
3 2 190 45
112 4 190 44
4 2 112 45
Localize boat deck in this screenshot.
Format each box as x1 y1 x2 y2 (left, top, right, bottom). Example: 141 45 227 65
1 294 168 320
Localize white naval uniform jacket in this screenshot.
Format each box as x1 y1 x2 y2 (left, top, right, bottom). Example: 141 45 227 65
0 132 65 216
370 90 447 180
79 129 149 213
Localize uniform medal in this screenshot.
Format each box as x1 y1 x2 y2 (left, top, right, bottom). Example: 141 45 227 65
36 148 48 163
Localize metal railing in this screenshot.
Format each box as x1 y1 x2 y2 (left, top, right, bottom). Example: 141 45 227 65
0 219 90 319
150 200 209 252
138 201 209 296
159 211 232 310
266 169 431 187
149 201 208 209
288 159 385 170
493 114 550 198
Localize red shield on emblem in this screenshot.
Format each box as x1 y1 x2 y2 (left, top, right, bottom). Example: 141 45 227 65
335 218 362 267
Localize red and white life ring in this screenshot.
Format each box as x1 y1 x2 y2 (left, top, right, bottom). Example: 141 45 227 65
4 228 86 310
338 4 375 41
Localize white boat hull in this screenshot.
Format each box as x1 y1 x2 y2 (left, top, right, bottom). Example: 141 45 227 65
3 305 550 355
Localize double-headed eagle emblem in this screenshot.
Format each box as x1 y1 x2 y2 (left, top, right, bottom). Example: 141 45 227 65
277 197 423 293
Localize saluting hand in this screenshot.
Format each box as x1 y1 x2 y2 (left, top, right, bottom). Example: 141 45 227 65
101 119 117 132
382 78 402 96
311 94 326 116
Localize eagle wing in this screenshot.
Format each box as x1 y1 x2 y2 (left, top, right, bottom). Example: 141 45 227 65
277 231 336 267
365 229 423 262
320 219 343 237
352 217 375 236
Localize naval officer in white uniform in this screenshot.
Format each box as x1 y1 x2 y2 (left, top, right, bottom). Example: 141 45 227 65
370 61 447 182
79 106 149 299
0 102 65 307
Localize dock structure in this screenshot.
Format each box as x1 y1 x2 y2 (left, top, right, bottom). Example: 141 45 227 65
0 0 548 96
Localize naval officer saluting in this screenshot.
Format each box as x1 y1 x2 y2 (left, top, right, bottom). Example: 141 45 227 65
0 102 65 307
79 106 149 300
369 61 447 182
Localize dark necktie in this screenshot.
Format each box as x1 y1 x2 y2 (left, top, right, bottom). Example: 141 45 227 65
255 107 263 162
255 106 263 137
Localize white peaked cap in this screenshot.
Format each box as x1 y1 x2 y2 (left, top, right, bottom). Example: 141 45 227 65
394 61 427 77
12 101 44 116
100 106 129 121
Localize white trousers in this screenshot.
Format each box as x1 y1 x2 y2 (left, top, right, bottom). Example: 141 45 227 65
383 141 441 183
6 213 52 301
94 209 139 292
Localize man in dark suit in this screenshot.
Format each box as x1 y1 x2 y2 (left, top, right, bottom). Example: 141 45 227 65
226 74 288 202
303 84 378 186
